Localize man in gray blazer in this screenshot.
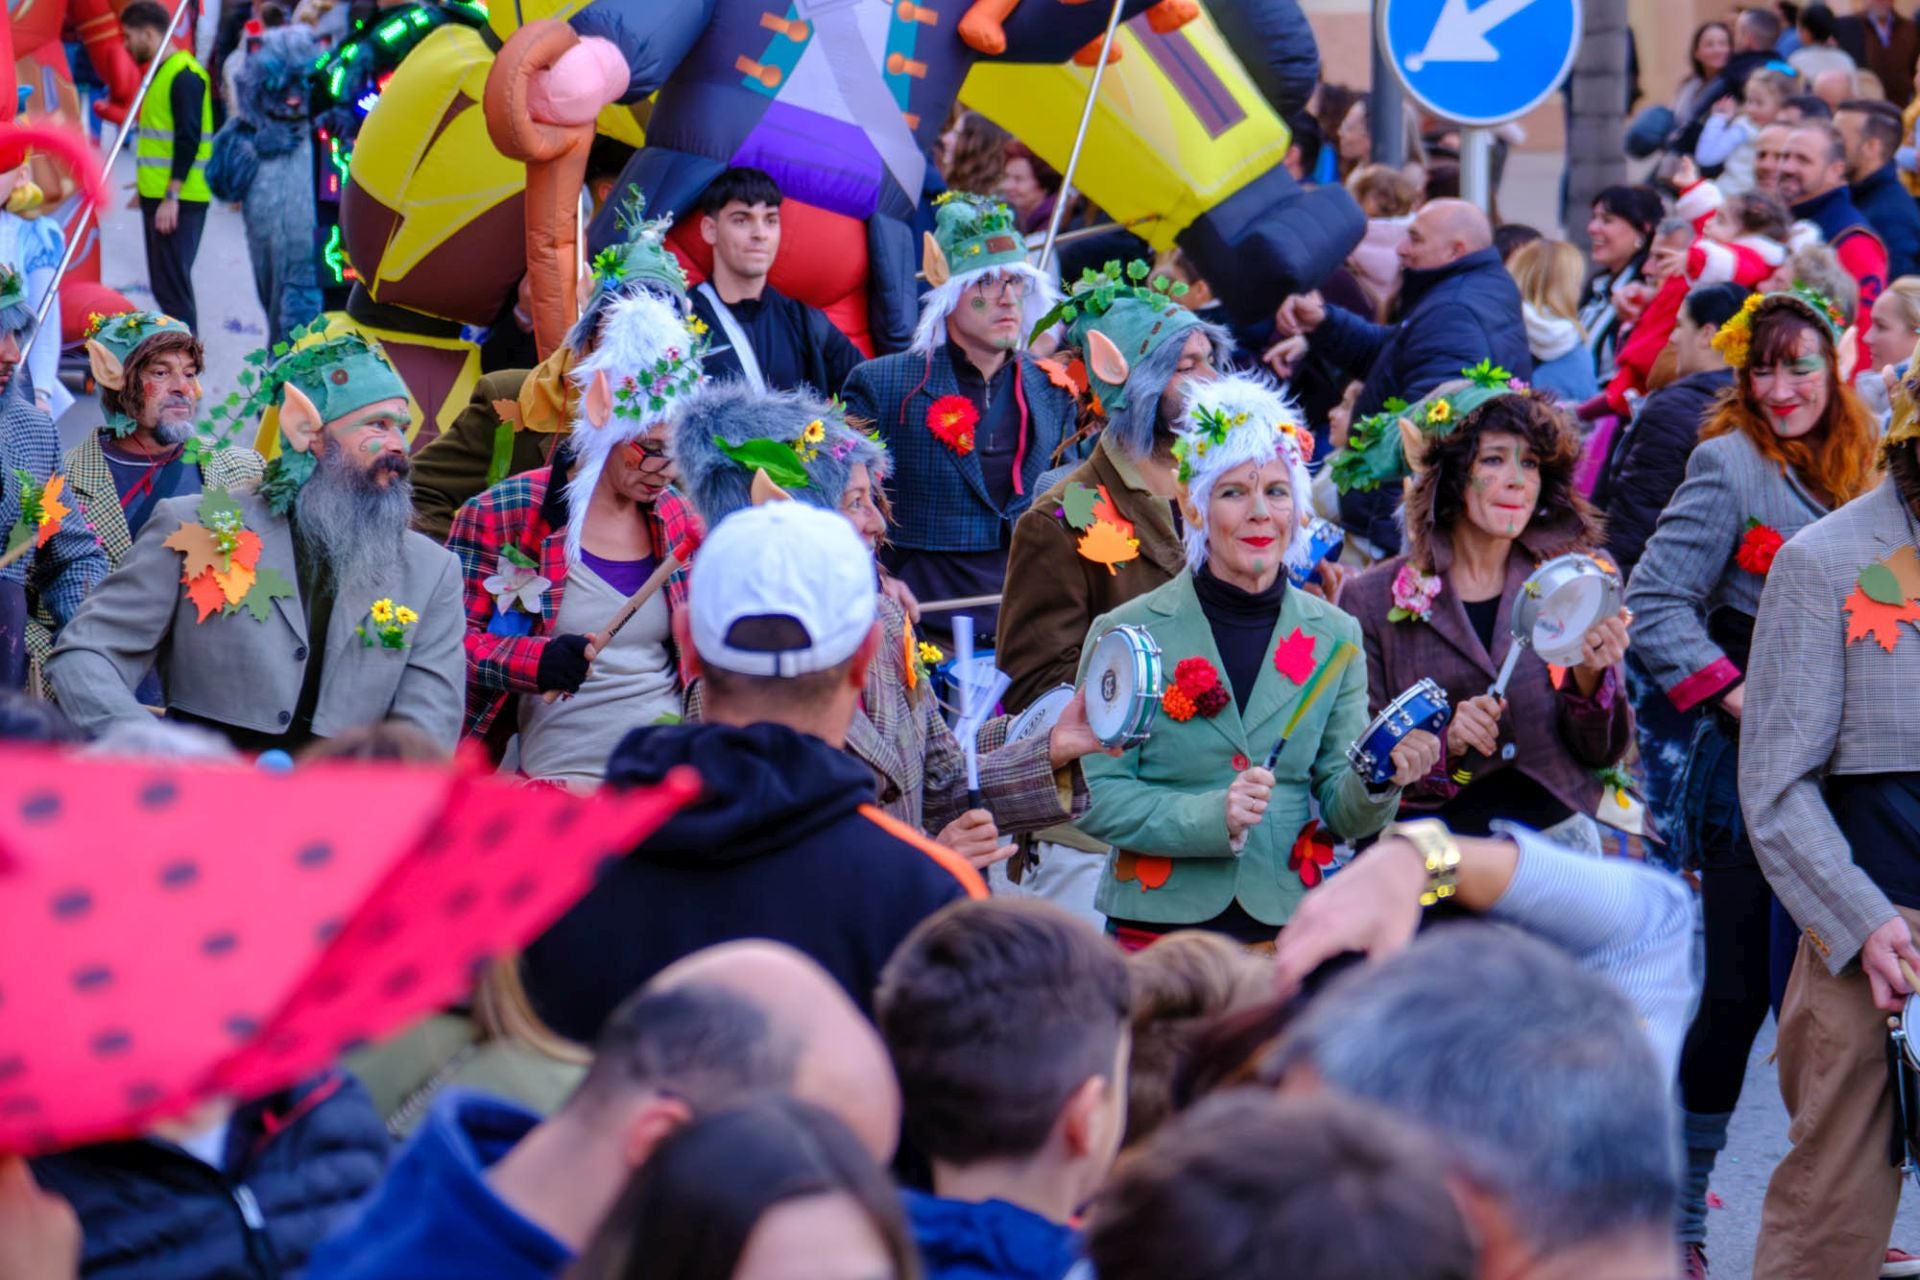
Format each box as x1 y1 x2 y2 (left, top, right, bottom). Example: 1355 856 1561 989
1742 432 1920 1280
49 333 465 751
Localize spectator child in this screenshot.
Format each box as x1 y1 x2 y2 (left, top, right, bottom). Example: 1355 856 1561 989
1686 187 1794 286
1696 68 1791 193
876 899 1130 1280
1121 931 1270 1148
1508 239 1600 402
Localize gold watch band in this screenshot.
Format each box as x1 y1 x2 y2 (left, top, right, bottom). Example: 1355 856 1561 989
1386 818 1462 907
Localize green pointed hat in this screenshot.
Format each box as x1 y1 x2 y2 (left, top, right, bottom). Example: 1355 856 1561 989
197 322 411 467
83 310 198 437
0 264 25 314
1031 259 1197 413
588 190 689 301
1330 360 1528 494
922 191 1027 285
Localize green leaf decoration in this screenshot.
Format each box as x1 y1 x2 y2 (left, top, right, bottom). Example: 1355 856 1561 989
1061 482 1100 529
196 487 243 527
4 517 29 560
271 342 290 358
1382 397 1409 414
1463 359 1513 389
1860 560 1906 606
241 565 296 622
1126 259 1149 281
258 450 318 517
501 544 537 570
712 436 810 490
650 712 683 726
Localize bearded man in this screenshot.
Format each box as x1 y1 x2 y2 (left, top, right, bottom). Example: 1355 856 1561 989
49 333 464 750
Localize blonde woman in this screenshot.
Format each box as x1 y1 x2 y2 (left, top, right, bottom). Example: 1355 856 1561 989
1508 239 1596 403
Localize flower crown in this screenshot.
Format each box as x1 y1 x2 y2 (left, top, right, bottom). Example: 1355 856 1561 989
193 318 361 460
1170 404 1311 486
588 190 685 295
612 330 709 420
1027 257 1188 345
1711 286 1844 368
710 416 836 490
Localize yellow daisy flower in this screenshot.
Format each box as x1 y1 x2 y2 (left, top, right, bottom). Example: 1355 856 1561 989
395 606 419 625
369 599 394 624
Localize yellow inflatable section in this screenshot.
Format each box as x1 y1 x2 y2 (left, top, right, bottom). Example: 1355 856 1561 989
959 9 1291 250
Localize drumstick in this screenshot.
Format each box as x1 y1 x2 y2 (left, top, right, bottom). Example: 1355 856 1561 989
1452 635 1527 785
539 539 691 704
1903 957 1920 995
1263 641 1357 772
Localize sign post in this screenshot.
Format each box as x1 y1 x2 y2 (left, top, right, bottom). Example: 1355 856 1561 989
1377 0 1580 212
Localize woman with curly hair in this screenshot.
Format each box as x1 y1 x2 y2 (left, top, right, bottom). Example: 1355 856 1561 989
1625 289 1881 1275
1342 382 1634 852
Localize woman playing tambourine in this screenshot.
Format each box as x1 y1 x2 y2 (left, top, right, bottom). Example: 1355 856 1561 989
1342 372 1634 853
1077 373 1436 948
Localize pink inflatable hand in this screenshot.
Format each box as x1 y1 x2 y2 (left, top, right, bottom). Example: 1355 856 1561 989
527 36 629 126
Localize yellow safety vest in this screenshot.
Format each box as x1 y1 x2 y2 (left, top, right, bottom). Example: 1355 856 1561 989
135 50 213 202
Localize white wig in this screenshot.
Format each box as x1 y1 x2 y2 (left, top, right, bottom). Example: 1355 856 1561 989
1175 371 1320 576
908 260 1062 356
564 290 704 564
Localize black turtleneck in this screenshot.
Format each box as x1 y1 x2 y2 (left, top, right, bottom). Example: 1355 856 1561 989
1192 565 1285 713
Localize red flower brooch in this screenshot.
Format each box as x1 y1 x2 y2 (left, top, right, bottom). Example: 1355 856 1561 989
1162 656 1230 722
1289 819 1336 888
926 394 979 456
1736 519 1784 577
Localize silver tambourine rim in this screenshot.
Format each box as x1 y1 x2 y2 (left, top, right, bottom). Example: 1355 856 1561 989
1347 678 1451 783
1084 624 1164 749
1513 553 1623 666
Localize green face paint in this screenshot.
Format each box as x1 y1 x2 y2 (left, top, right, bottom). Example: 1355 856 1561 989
970 296 990 312
1789 355 1824 375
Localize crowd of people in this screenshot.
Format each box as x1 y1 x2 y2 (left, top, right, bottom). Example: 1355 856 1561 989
12 1 1920 1274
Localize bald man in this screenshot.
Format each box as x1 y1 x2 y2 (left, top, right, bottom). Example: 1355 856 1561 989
307 942 900 1280
1273 196 1532 557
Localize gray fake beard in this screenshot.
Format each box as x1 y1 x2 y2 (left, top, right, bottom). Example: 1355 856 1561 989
293 445 413 588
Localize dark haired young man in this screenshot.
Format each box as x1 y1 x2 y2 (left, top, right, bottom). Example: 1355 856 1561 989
876 898 1130 1280
691 166 866 397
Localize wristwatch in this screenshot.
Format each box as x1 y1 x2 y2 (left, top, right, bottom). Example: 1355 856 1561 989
1384 818 1462 907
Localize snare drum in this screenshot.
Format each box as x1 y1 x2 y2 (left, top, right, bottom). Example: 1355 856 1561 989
1083 625 1163 749
1516 554 1623 667
1894 995 1920 1187
1347 678 1451 785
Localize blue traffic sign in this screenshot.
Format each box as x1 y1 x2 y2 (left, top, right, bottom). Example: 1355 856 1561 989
1378 0 1582 127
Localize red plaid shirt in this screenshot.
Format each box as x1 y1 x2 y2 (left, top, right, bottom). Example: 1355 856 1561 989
447 465 697 749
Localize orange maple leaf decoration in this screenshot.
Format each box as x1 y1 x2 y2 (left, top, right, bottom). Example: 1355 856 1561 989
163 523 223 579
1844 586 1920 652
169 523 267 620
34 475 68 548
184 570 227 623
1112 851 1174 890
1076 518 1140 576
1089 484 1134 539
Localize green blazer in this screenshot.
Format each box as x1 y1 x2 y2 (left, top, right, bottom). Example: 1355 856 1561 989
1078 570 1398 927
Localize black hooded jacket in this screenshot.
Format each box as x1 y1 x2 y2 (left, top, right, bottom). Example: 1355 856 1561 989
521 721 978 1037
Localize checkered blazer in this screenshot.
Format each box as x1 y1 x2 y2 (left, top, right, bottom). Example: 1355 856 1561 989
1743 479 1920 974
842 345 1078 553
0 390 107 634
446 460 696 749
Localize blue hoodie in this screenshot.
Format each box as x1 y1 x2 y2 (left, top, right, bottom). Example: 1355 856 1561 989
306 1090 571 1280
904 1191 1082 1280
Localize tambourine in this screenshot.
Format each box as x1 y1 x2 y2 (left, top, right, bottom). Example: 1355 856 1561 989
1083 624 1163 749
1348 678 1451 786
1891 965 1920 1189
1286 517 1346 590
1456 553 1623 785
1008 685 1075 744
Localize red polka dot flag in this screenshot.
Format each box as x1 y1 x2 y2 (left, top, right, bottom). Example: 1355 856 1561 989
0 746 699 1154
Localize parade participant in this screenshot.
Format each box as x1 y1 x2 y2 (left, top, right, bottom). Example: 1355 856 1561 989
841 192 1075 646
48 332 466 750
411 198 695 542
1627 289 1881 1278
121 0 213 332
447 290 704 783
0 264 108 687
688 167 866 398
1344 375 1634 853
1076 373 1428 948
999 264 1233 714
518 504 985 1030
673 381 1099 862
34 310 263 693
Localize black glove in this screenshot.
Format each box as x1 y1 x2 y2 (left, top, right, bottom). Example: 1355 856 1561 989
536 633 593 694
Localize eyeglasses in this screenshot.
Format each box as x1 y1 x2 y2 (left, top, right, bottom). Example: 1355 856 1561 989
624 439 672 472
965 274 1032 304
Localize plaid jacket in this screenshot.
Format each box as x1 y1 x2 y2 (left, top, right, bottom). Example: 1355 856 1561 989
0 391 107 635
685 594 1085 836
447 459 696 748
1743 480 1920 974
842 345 1078 552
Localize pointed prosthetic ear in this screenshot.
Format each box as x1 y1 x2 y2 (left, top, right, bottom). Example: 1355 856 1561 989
279 382 325 454
750 468 793 505
1086 329 1130 388
584 369 612 429
1398 415 1427 475
922 232 950 288
86 339 125 391
1179 495 1201 529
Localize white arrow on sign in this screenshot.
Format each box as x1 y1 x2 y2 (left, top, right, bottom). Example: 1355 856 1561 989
1405 0 1538 70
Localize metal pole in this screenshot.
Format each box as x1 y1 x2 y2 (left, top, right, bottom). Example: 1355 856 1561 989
1460 127 1491 213
1369 3 1406 171
1037 0 1128 274
22 0 192 364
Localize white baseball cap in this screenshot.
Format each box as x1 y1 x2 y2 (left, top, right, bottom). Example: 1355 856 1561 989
689 503 878 677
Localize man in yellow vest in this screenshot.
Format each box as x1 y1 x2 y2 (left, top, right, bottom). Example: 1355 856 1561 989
121 0 212 332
